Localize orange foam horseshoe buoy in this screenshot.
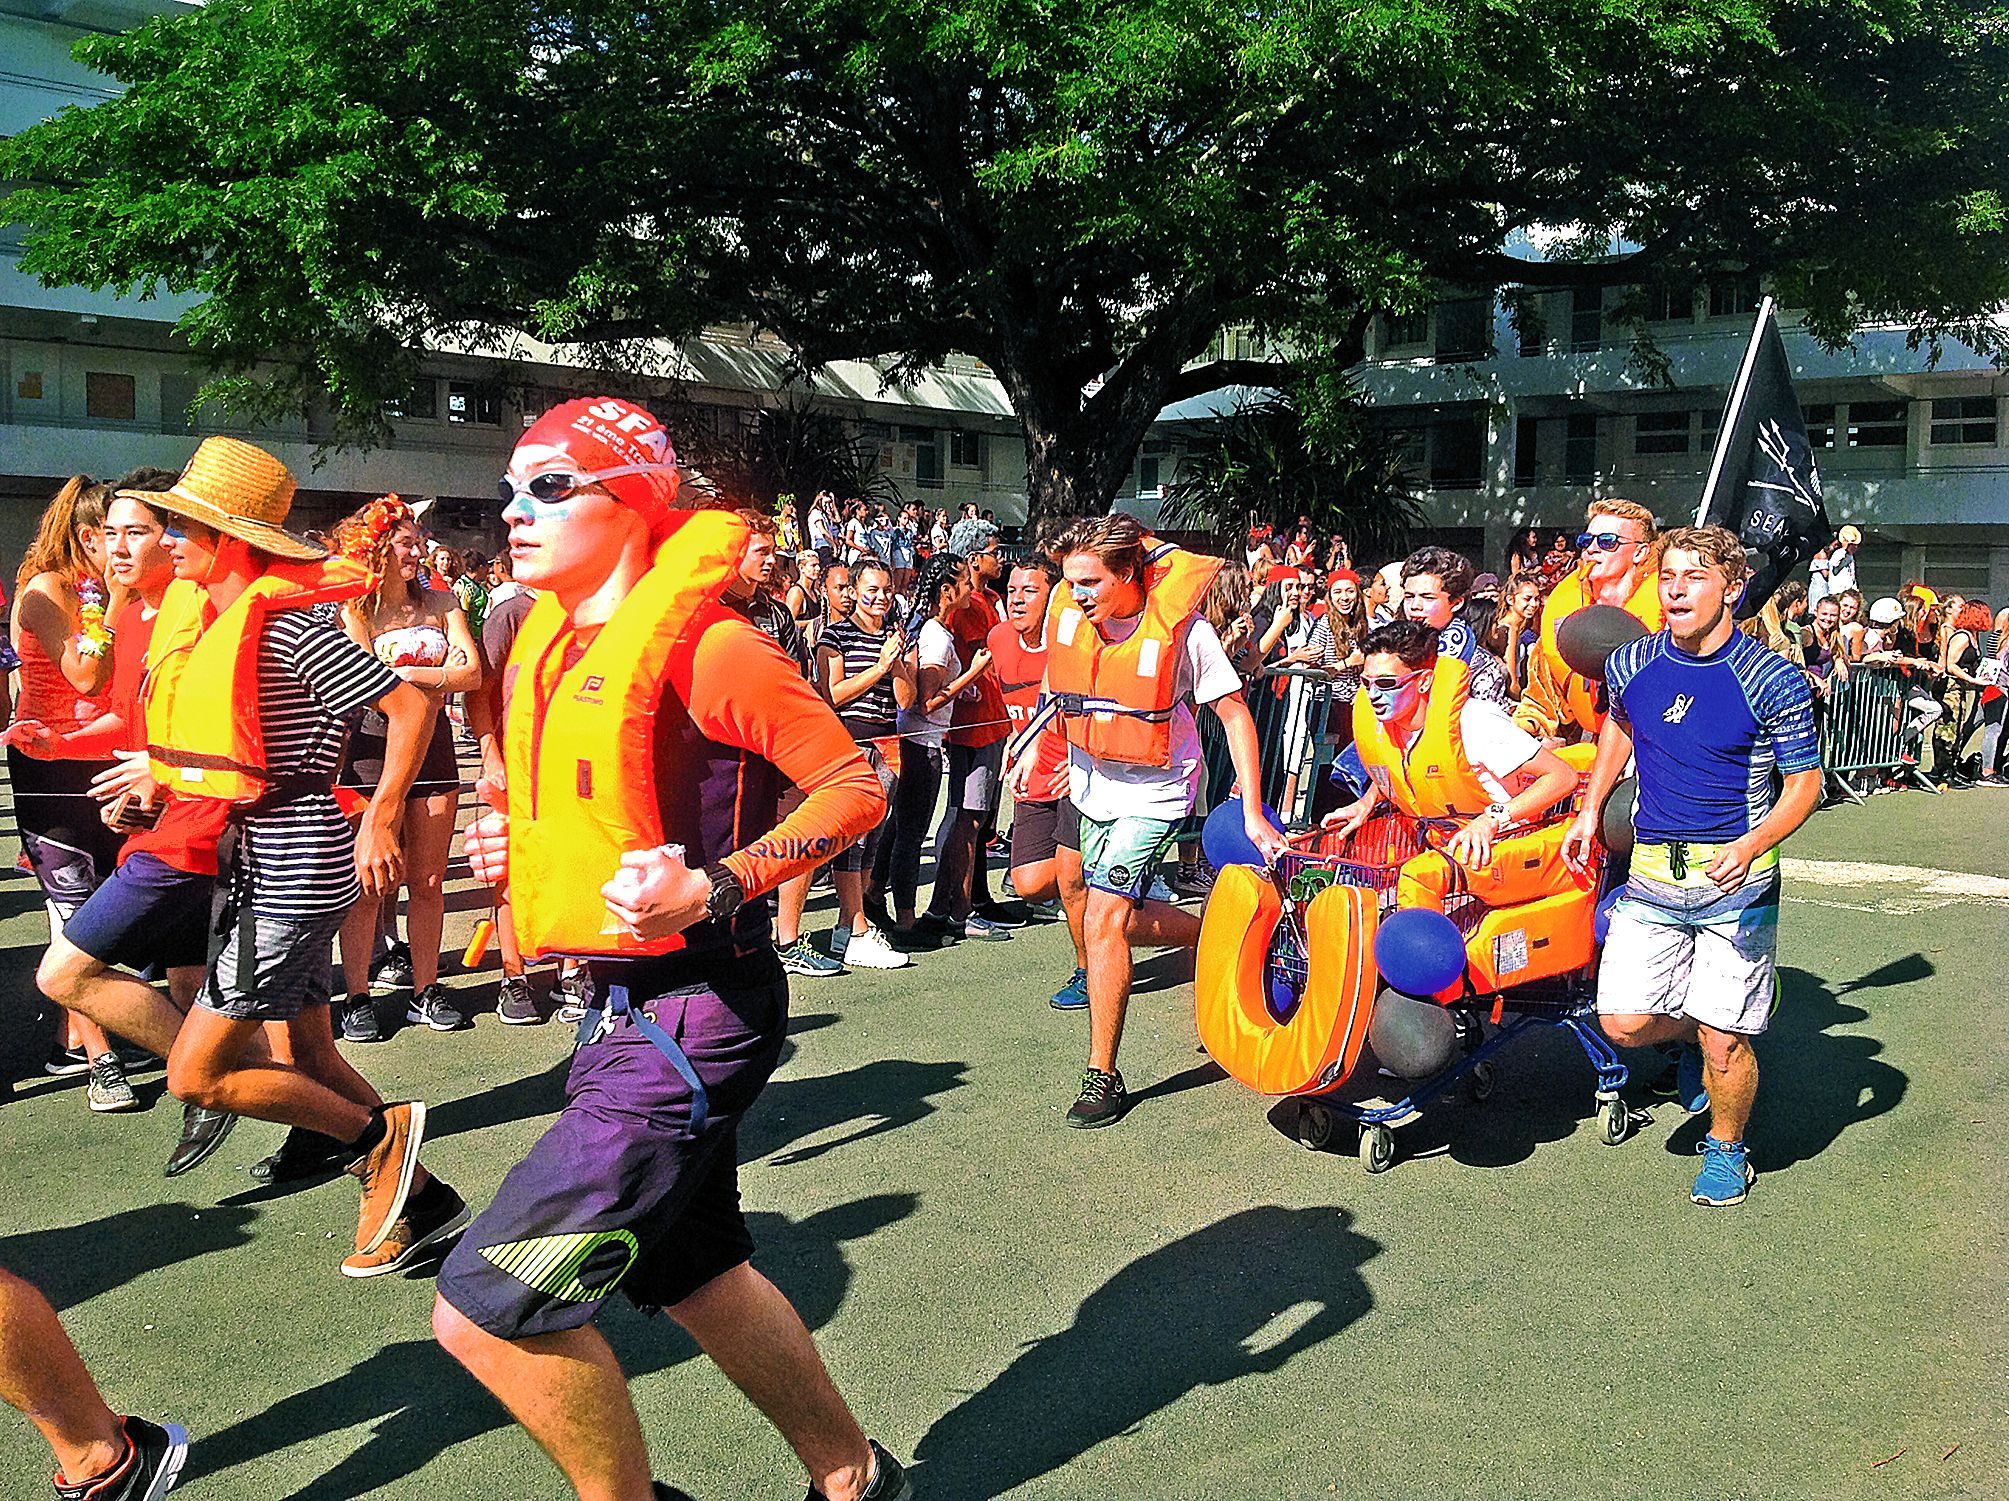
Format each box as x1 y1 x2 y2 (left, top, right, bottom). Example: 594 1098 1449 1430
1196 865 1381 1097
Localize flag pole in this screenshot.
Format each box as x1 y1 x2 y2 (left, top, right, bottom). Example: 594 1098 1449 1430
1694 295 1776 525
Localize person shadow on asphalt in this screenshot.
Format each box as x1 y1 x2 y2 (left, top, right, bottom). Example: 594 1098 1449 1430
178 1192 916 1499
912 1204 1380 1498
1665 960 1913 1170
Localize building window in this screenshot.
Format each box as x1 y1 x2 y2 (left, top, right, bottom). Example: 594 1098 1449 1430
1428 416 1484 489
1634 410 1692 456
85 371 136 422
1804 404 1837 449
447 382 501 426
1928 395 1996 446
1642 281 1694 323
1513 416 1541 486
949 430 981 469
1708 274 1762 319
1846 400 1907 448
1568 289 1603 351
1434 299 1491 361
385 379 437 421
1384 308 1429 348
1137 455 1160 495
1564 413 1599 484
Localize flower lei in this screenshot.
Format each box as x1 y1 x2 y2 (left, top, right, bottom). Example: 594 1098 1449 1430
75 575 113 660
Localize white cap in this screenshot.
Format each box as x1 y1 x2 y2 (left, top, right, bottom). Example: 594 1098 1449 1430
1868 596 1903 626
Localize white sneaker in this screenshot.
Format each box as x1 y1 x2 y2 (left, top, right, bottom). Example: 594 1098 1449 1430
1146 874 1178 904
842 925 910 969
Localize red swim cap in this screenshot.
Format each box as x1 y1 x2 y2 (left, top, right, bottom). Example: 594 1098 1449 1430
510 397 681 539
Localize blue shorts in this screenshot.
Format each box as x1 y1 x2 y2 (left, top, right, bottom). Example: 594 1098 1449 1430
63 852 214 973
437 953 788 1339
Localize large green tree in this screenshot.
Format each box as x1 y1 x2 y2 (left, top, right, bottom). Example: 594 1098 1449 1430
6 0 2007 516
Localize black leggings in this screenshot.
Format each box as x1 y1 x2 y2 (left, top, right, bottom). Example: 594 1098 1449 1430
8 747 122 923
886 740 946 913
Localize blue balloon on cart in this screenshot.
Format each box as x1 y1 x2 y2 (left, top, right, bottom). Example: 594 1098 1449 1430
1372 907 1467 997
1201 796 1284 871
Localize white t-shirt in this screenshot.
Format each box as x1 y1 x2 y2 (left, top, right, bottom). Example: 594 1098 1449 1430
898 617 961 748
1067 616 1245 823
1381 699 1543 806
808 508 832 549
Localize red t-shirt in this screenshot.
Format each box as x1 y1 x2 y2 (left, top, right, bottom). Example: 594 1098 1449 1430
987 620 1069 804
947 590 1008 749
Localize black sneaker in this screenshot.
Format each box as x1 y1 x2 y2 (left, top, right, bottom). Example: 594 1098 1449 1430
163 1104 236 1178
407 984 469 1032
250 1126 350 1185
45 1045 91 1077
53 1414 187 1500
370 942 414 994
805 1439 911 1501
552 966 591 1025
1065 1067 1129 1129
653 1485 698 1501
970 900 1031 929
496 975 542 1025
902 911 961 948
338 994 383 1043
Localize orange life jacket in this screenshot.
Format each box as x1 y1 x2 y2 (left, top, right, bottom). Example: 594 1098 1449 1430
1534 565 1663 732
143 559 374 803
1044 540 1221 767
1351 655 1492 818
502 510 751 961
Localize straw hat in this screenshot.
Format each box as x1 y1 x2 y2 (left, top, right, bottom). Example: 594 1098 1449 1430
121 436 326 562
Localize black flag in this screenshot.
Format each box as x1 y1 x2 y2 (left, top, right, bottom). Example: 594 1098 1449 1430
1695 296 1834 617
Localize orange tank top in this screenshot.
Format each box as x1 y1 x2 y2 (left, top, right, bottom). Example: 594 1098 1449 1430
9 581 106 743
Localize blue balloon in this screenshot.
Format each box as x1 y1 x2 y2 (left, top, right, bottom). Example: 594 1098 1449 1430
1593 885 1625 946
1201 796 1283 870
1373 907 1467 996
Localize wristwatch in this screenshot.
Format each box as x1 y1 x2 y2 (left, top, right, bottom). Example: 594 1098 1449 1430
702 863 746 923
1485 802 1514 830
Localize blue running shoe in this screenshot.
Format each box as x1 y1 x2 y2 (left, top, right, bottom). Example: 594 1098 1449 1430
1677 1043 1709 1114
1050 967 1089 1011
1690 1137 1754 1206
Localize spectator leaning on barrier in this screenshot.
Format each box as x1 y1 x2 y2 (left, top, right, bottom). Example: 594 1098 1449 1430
1937 600 1995 786
1565 524 1822 1210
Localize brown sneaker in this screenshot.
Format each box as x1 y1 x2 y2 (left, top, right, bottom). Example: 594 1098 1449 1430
348 1101 427 1255
341 1177 468 1278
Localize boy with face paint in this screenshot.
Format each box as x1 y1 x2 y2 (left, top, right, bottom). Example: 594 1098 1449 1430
1325 621 1580 912
1565 526 1821 1207
437 399 904 1501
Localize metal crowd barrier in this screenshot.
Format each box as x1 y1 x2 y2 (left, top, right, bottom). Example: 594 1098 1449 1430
1188 666 1348 840
1816 663 1936 799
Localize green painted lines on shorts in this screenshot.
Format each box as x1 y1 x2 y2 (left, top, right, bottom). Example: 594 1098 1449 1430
478 1229 639 1303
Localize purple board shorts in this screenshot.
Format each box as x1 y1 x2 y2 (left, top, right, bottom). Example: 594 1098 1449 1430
437 951 789 1339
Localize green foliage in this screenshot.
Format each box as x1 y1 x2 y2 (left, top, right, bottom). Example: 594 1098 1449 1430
1162 385 1424 562
6 0 2007 514
661 392 903 514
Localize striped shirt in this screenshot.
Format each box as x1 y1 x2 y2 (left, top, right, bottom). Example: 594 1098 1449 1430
817 618 901 738
245 610 400 917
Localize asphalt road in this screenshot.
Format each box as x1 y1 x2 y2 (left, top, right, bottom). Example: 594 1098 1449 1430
0 788 2001 1500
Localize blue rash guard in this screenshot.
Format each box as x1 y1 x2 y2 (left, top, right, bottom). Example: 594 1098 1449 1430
1605 629 1821 846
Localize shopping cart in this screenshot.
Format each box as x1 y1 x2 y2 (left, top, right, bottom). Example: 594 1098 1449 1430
1257 812 1630 1173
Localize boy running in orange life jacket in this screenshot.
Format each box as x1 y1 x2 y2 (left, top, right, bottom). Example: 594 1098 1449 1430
989 552 1090 1009
1325 621 1581 914
1009 514 1285 1129
1514 498 1661 742
440 398 905 1501
121 438 463 1279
